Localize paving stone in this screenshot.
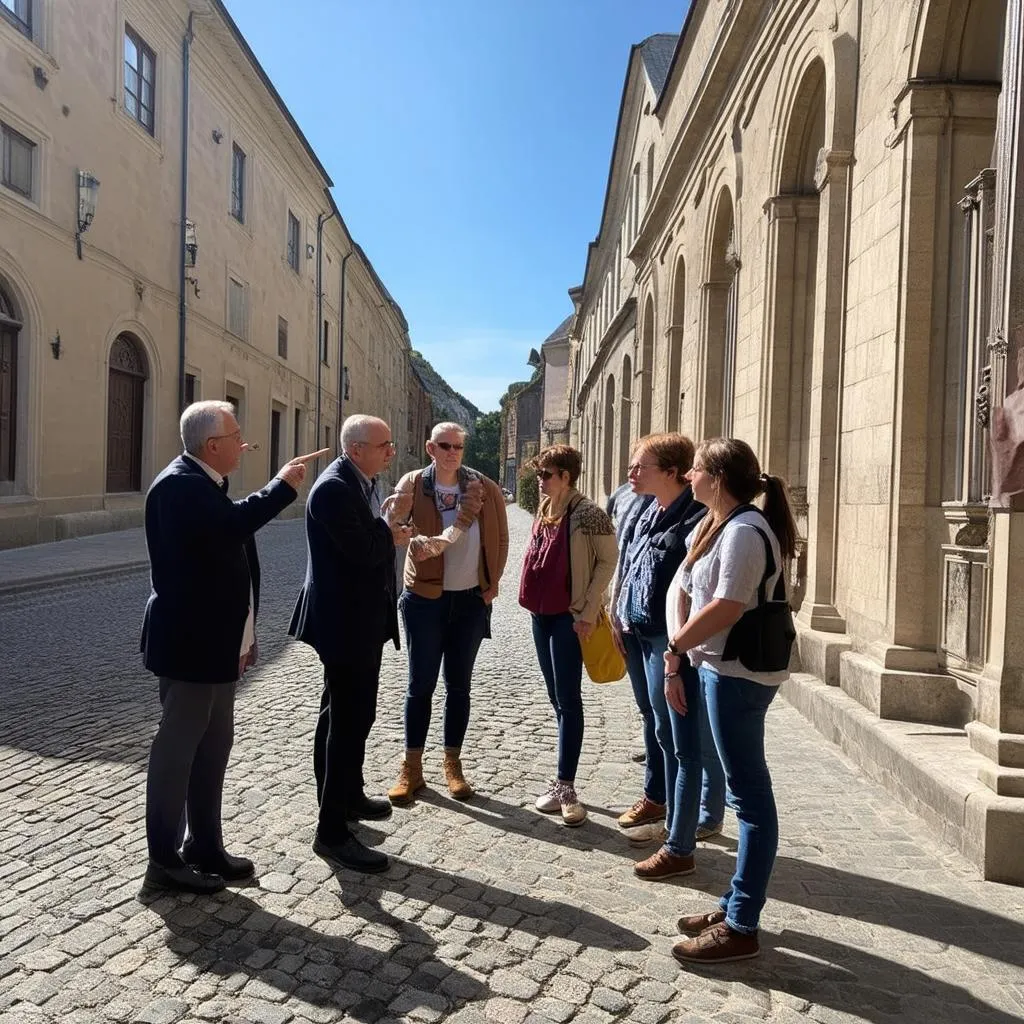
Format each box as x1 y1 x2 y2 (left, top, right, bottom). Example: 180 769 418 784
1 512 1023 1024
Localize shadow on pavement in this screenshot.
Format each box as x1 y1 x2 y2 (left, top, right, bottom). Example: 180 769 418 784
688 930 1021 1024
325 856 649 952
140 887 488 1021
680 846 1024 972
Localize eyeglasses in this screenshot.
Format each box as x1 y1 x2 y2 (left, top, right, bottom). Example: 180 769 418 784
536 469 556 480
357 440 397 451
627 462 657 474
434 442 464 452
209 431 243 443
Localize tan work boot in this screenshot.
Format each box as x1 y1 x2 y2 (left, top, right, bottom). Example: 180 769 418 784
387 749 425 806
442 748 474 801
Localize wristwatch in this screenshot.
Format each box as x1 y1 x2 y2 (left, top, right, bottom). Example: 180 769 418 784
667 639 681 656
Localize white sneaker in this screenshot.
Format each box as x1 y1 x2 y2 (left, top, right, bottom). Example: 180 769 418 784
559 785 587 827
626 822 667 846
535 781 561 813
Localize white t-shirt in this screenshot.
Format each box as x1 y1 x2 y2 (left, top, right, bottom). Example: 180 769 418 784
665 508 788 686
435 483 481 592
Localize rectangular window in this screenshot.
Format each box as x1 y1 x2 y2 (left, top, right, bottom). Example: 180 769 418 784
287 211 300 271
1 122 34 198
0 0 31 37
321 319 329 364
293 408 301 458
228 278 247 338
124 26 156 135
184 373 197 406
277 316 288 359
230 143 245 222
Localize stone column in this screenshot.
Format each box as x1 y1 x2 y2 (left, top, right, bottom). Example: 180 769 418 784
969 0 1024 799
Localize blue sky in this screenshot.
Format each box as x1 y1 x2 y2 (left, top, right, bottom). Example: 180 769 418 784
224 1 686 413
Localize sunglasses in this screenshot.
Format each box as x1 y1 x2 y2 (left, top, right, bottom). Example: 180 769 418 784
434 442 464 451
536 469 556 480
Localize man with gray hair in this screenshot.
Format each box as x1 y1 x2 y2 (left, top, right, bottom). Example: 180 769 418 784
141 400 326 894
290 414 414 873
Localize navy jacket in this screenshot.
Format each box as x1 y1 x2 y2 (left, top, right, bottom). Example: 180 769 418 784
140 455 297 684
616 485 706 634
288 456 400 665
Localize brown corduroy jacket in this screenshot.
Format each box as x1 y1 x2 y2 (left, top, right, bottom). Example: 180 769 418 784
398 465 510 599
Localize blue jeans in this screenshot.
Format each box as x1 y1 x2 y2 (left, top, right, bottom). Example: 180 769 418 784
622 631 665 804
698 681 727 829
531 612 584 781
400 588 489 749
700 666 779 934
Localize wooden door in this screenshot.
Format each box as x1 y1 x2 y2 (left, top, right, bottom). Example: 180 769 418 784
0 324 16 482
106 335 147 492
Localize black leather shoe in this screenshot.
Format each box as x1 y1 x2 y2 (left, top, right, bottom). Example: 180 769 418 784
313 832 389 873
180 841 256 882
143 858 226 894
346 794 393 822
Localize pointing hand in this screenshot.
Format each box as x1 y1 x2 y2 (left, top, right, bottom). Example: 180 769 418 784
277 448 330 489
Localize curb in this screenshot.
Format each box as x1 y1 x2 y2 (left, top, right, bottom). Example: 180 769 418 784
0 559 150 598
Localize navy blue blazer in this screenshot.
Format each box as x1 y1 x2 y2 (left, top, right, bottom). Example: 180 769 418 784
288 456 400 665
140 455 297 684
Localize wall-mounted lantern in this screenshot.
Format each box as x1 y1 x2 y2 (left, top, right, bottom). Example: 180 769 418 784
75 170 100 259
343 365 351 401
184 219 200 297
50 331 62 360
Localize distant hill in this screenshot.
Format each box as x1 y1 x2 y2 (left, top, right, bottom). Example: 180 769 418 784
410 350 482 430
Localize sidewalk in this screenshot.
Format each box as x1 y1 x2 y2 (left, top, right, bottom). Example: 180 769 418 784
0 528 149 596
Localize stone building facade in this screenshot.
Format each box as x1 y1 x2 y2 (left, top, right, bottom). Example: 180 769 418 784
567 2 1024 882
540 315 572 449
0 0 416 548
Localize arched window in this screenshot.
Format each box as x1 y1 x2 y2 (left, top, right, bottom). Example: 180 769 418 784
603 375 616 498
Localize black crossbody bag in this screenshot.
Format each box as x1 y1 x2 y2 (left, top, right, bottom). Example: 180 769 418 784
720 511 796 673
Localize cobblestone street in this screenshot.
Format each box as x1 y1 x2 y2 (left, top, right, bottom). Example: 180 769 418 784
2 506 1024 1024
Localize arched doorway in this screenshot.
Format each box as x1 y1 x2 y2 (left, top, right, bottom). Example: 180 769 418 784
639 298 654 435
702 189 738 438
619 354 633 483
603 375 616 499
106 333 148 492
667 255 685 432
0 285 19 485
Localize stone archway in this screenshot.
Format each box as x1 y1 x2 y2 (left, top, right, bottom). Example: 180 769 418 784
0 284 19 485
639 296 655 435
666 255 685 433
701 188 737 439
603 375 616 500
106 333 149 492
619 353 632 483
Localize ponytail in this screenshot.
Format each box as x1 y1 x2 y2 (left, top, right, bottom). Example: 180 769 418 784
760 474 797 560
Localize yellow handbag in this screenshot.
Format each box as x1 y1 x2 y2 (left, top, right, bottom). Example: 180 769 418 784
579 608 627 684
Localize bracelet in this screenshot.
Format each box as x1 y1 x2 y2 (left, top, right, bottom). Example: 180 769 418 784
664 671 679 680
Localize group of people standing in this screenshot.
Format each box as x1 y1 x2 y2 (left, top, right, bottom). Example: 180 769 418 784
138 398 795 973
518 434 796 966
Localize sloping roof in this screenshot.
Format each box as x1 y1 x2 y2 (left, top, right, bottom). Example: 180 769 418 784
542 314 573 347
639 33 680 99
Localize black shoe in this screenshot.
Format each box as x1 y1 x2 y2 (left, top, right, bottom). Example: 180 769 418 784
143 858 226 894
180 841 256 882
313 832 389 873
346 794 393 822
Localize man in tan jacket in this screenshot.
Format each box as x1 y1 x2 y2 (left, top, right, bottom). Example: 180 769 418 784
386 422 509 804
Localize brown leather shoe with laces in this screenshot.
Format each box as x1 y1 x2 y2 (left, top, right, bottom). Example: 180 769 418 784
617 796 667 829
672 921 760 964
633 846 695 880
387 750 425 805
677 909 726 935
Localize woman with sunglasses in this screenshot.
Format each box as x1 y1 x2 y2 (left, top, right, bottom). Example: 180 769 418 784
664 437 797 965
519 445 617 825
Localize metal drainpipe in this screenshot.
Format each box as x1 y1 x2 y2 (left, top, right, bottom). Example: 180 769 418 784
314 208 335 465
336 250 353 444
176 12 194 414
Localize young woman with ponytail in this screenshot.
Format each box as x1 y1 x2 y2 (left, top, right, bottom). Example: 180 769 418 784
662 438 797 966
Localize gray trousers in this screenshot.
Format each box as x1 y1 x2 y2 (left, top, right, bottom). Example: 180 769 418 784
145 678 235 864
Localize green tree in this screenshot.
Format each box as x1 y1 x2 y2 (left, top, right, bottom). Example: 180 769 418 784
517 465 539 514
465 411 501 482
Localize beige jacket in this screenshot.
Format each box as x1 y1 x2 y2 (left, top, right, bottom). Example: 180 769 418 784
536 489 618 624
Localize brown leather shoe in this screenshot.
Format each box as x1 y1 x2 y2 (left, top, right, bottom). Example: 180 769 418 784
387 750 425 805
634 846 695 880
442 751 474 801
672 921 760 964
677 909 727 935
617 796 667 829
